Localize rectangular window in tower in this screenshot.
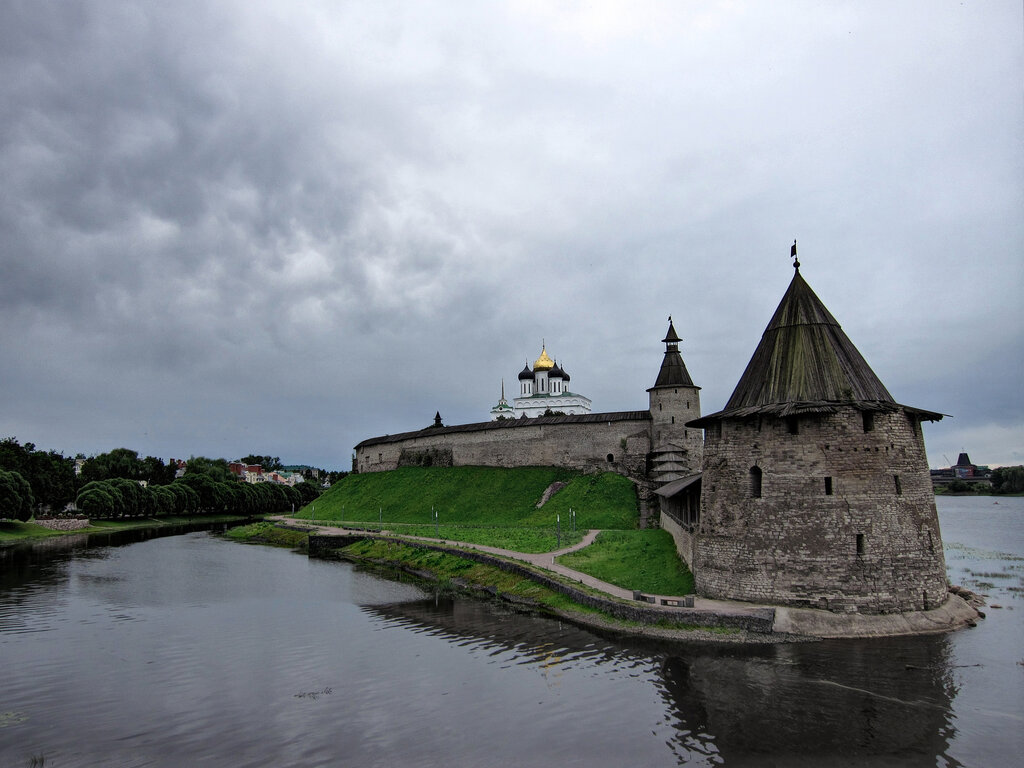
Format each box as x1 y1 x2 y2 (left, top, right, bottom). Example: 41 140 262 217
894 475 902 495
856 534 865 556
863 411 874 432
749 466 762 498
671 416 675 424
824 477 833 495
786 416 799 435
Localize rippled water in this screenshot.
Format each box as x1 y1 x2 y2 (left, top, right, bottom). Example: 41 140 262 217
1 497 1022 767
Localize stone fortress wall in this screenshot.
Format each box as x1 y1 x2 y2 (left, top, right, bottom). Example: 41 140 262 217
355 412 654 484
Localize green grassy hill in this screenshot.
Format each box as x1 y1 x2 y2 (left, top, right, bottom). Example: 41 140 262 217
298 466 638 531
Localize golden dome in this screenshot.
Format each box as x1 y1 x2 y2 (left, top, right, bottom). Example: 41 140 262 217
533 346 554 371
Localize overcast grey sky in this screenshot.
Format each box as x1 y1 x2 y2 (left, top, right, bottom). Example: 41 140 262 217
1 1 1021 470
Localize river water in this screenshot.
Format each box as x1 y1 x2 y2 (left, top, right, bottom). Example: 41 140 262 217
1 497 1022 767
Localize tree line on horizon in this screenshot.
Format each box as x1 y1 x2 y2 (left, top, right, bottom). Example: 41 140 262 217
0 438 343 522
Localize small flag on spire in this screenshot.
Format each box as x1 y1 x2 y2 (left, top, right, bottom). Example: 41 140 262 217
791 240 797 258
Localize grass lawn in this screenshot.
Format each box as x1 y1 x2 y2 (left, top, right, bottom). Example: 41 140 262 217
225 521 309 549
0 520 67 542
295 466 638 545
1 514 261 544
556 529 694 595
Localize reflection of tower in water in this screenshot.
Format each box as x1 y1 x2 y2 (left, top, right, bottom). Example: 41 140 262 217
656 637 960 767
360 597 960 766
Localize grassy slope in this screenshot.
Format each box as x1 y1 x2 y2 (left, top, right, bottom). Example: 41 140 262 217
298 466 638 530
557 530 695 595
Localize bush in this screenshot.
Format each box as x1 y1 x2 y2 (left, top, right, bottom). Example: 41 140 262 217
0 469 35 521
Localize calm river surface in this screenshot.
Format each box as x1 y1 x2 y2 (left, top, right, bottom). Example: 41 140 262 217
1 497 1022 767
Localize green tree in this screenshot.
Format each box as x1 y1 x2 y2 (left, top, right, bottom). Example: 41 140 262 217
0 437 76 513
167 482 200 514
185 456 237 484
76 487 116 518
294 480 322 505
240 455 283 472
80 448 145 483
140 456 176 486
178 473 235 512
990 466 1024 494
150 486 176 516
0 469 35 521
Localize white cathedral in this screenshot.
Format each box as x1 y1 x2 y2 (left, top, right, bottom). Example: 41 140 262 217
489 344 593 420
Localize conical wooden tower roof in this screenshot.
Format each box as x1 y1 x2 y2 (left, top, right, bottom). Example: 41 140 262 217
692 267 942 424
649 318 696 389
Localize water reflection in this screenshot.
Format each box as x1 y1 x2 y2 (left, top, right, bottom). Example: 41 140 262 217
361 596 961 766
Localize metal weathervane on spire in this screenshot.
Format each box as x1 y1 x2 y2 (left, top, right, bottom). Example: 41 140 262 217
791 239 799 271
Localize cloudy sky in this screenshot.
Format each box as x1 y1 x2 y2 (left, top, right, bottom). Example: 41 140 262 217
1 1 1021 471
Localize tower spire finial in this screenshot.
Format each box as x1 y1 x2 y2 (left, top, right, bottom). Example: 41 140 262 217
791 239 800 272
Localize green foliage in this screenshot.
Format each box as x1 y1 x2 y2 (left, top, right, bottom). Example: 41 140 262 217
0 468 35 521
299 466 638 531
946 479 974 493
225 521 308 549
0 437 76 512
991 466 1024 494
294 480 322 505
239 455 283 472
184 456 237 484
557 530 694 595
76 487 116 518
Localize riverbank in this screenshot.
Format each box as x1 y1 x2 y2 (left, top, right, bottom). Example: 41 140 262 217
250 519 980 643
0 514 263 546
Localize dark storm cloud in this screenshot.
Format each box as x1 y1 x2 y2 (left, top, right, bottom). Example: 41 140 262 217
0 1 1021 468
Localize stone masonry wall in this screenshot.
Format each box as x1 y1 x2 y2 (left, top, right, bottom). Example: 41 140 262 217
694 407 947 614
357 417 652 483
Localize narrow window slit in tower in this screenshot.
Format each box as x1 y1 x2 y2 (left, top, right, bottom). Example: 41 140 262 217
856 534 865 556
863 411 874 432
894 475 902 495
786 416 799 435
824 477 833 495
749 466 762 499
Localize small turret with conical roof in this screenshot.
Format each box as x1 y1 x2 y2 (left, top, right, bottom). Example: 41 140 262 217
647 317 703 484
688 257 947 615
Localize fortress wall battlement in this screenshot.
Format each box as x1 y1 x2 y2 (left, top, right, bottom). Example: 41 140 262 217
355 415 652 481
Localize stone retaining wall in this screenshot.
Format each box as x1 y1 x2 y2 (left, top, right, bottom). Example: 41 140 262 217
32 517 92 531
308 533 774 634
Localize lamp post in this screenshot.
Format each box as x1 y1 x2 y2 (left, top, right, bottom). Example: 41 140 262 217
557 513 561 549
434 506 438 538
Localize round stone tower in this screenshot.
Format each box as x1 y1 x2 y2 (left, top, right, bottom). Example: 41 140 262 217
688 265 947 614
647 318 703 484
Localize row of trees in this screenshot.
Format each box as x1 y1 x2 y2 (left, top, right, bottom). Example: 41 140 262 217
75 474 321 519
0 438 76 514
1 437 335 521
990 466 1024 494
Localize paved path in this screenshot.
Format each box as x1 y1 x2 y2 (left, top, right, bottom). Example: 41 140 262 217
271 516 771 620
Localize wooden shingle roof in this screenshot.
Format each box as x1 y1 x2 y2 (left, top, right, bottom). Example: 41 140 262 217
690 269 943 425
